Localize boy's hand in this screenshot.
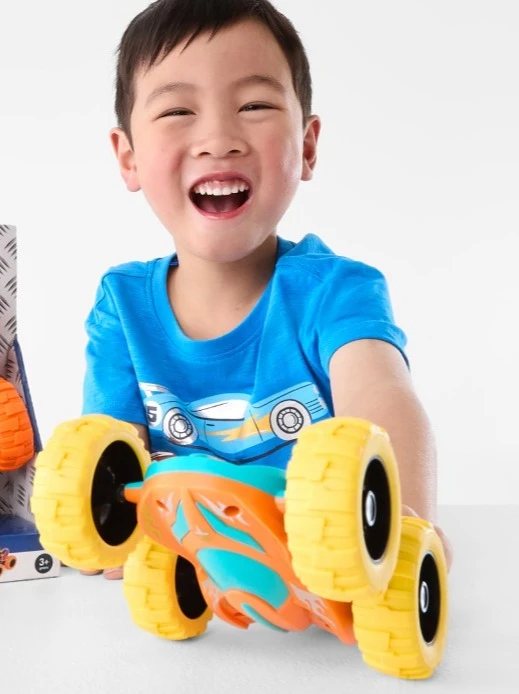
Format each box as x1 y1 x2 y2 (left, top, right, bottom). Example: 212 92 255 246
401 504 453 572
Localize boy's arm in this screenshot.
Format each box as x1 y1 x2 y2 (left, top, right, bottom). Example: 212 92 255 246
329 338 453 569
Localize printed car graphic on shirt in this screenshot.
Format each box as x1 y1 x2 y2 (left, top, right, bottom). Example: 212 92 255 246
139 382 329 461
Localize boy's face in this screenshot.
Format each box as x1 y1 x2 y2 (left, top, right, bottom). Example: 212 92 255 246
111 19 320 264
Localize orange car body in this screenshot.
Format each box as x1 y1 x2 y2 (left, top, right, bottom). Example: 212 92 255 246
125 454 355 643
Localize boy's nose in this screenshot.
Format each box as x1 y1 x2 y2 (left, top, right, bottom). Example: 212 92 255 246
190 130 248 159
192 143 247 159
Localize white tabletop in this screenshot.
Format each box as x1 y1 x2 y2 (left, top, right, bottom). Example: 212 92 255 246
1 505 517 694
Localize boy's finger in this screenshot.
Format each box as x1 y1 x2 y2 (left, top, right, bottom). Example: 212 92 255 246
400 504 453 572
401 504 419 517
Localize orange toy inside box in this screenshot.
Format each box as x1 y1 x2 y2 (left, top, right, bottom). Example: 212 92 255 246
0 224 59 582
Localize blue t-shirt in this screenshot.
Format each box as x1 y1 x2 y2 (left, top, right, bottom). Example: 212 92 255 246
83 234 407 468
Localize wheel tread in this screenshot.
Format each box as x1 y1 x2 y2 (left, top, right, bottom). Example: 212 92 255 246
32 415 148 569
285 418 400 601
123 537 212 640
0 378 35 471
352 518 448 679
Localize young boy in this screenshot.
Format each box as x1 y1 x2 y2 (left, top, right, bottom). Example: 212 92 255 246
82 0 452 579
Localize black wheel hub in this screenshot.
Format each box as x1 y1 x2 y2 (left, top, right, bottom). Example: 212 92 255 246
362 457 391 561
175 555 207 619
418 552 441 644
91 441 143 546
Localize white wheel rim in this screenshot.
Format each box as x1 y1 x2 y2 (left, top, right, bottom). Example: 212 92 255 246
365 490 377 527
420 581 430 613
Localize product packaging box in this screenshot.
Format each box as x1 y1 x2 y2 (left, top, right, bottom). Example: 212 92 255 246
0 224 59 582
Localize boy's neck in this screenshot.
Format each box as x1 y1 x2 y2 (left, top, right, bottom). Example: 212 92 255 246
167 235 278 340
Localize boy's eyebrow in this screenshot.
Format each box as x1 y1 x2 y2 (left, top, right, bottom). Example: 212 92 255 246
144 74 286 107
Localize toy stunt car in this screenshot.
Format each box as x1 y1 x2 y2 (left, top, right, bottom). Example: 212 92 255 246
31 415 448 679
0 547 17 576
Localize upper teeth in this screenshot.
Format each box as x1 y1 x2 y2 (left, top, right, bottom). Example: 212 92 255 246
192 179 250 196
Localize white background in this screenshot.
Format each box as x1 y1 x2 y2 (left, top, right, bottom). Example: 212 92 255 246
2 507 519 692
0 1 518 504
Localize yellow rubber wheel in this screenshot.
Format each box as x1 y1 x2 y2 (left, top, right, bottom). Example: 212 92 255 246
285 417 402 601
352 517 449 679
123 537 212 639
31 414 149 570
0 377 35 471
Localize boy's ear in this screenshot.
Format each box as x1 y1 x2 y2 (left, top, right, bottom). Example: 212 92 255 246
109 128 141 192
301 115 321 182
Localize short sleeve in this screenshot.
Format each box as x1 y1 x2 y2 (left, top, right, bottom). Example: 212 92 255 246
82 276 147 424
315 260 408 371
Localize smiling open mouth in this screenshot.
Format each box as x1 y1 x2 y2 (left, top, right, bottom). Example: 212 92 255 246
190 190 249 214
189 179 251 215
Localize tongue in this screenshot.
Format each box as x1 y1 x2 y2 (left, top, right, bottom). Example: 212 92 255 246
195 192 245 214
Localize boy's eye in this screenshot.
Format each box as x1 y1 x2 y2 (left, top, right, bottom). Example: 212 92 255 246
161 109 192 117
159 104 273 118
241 104 272 112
